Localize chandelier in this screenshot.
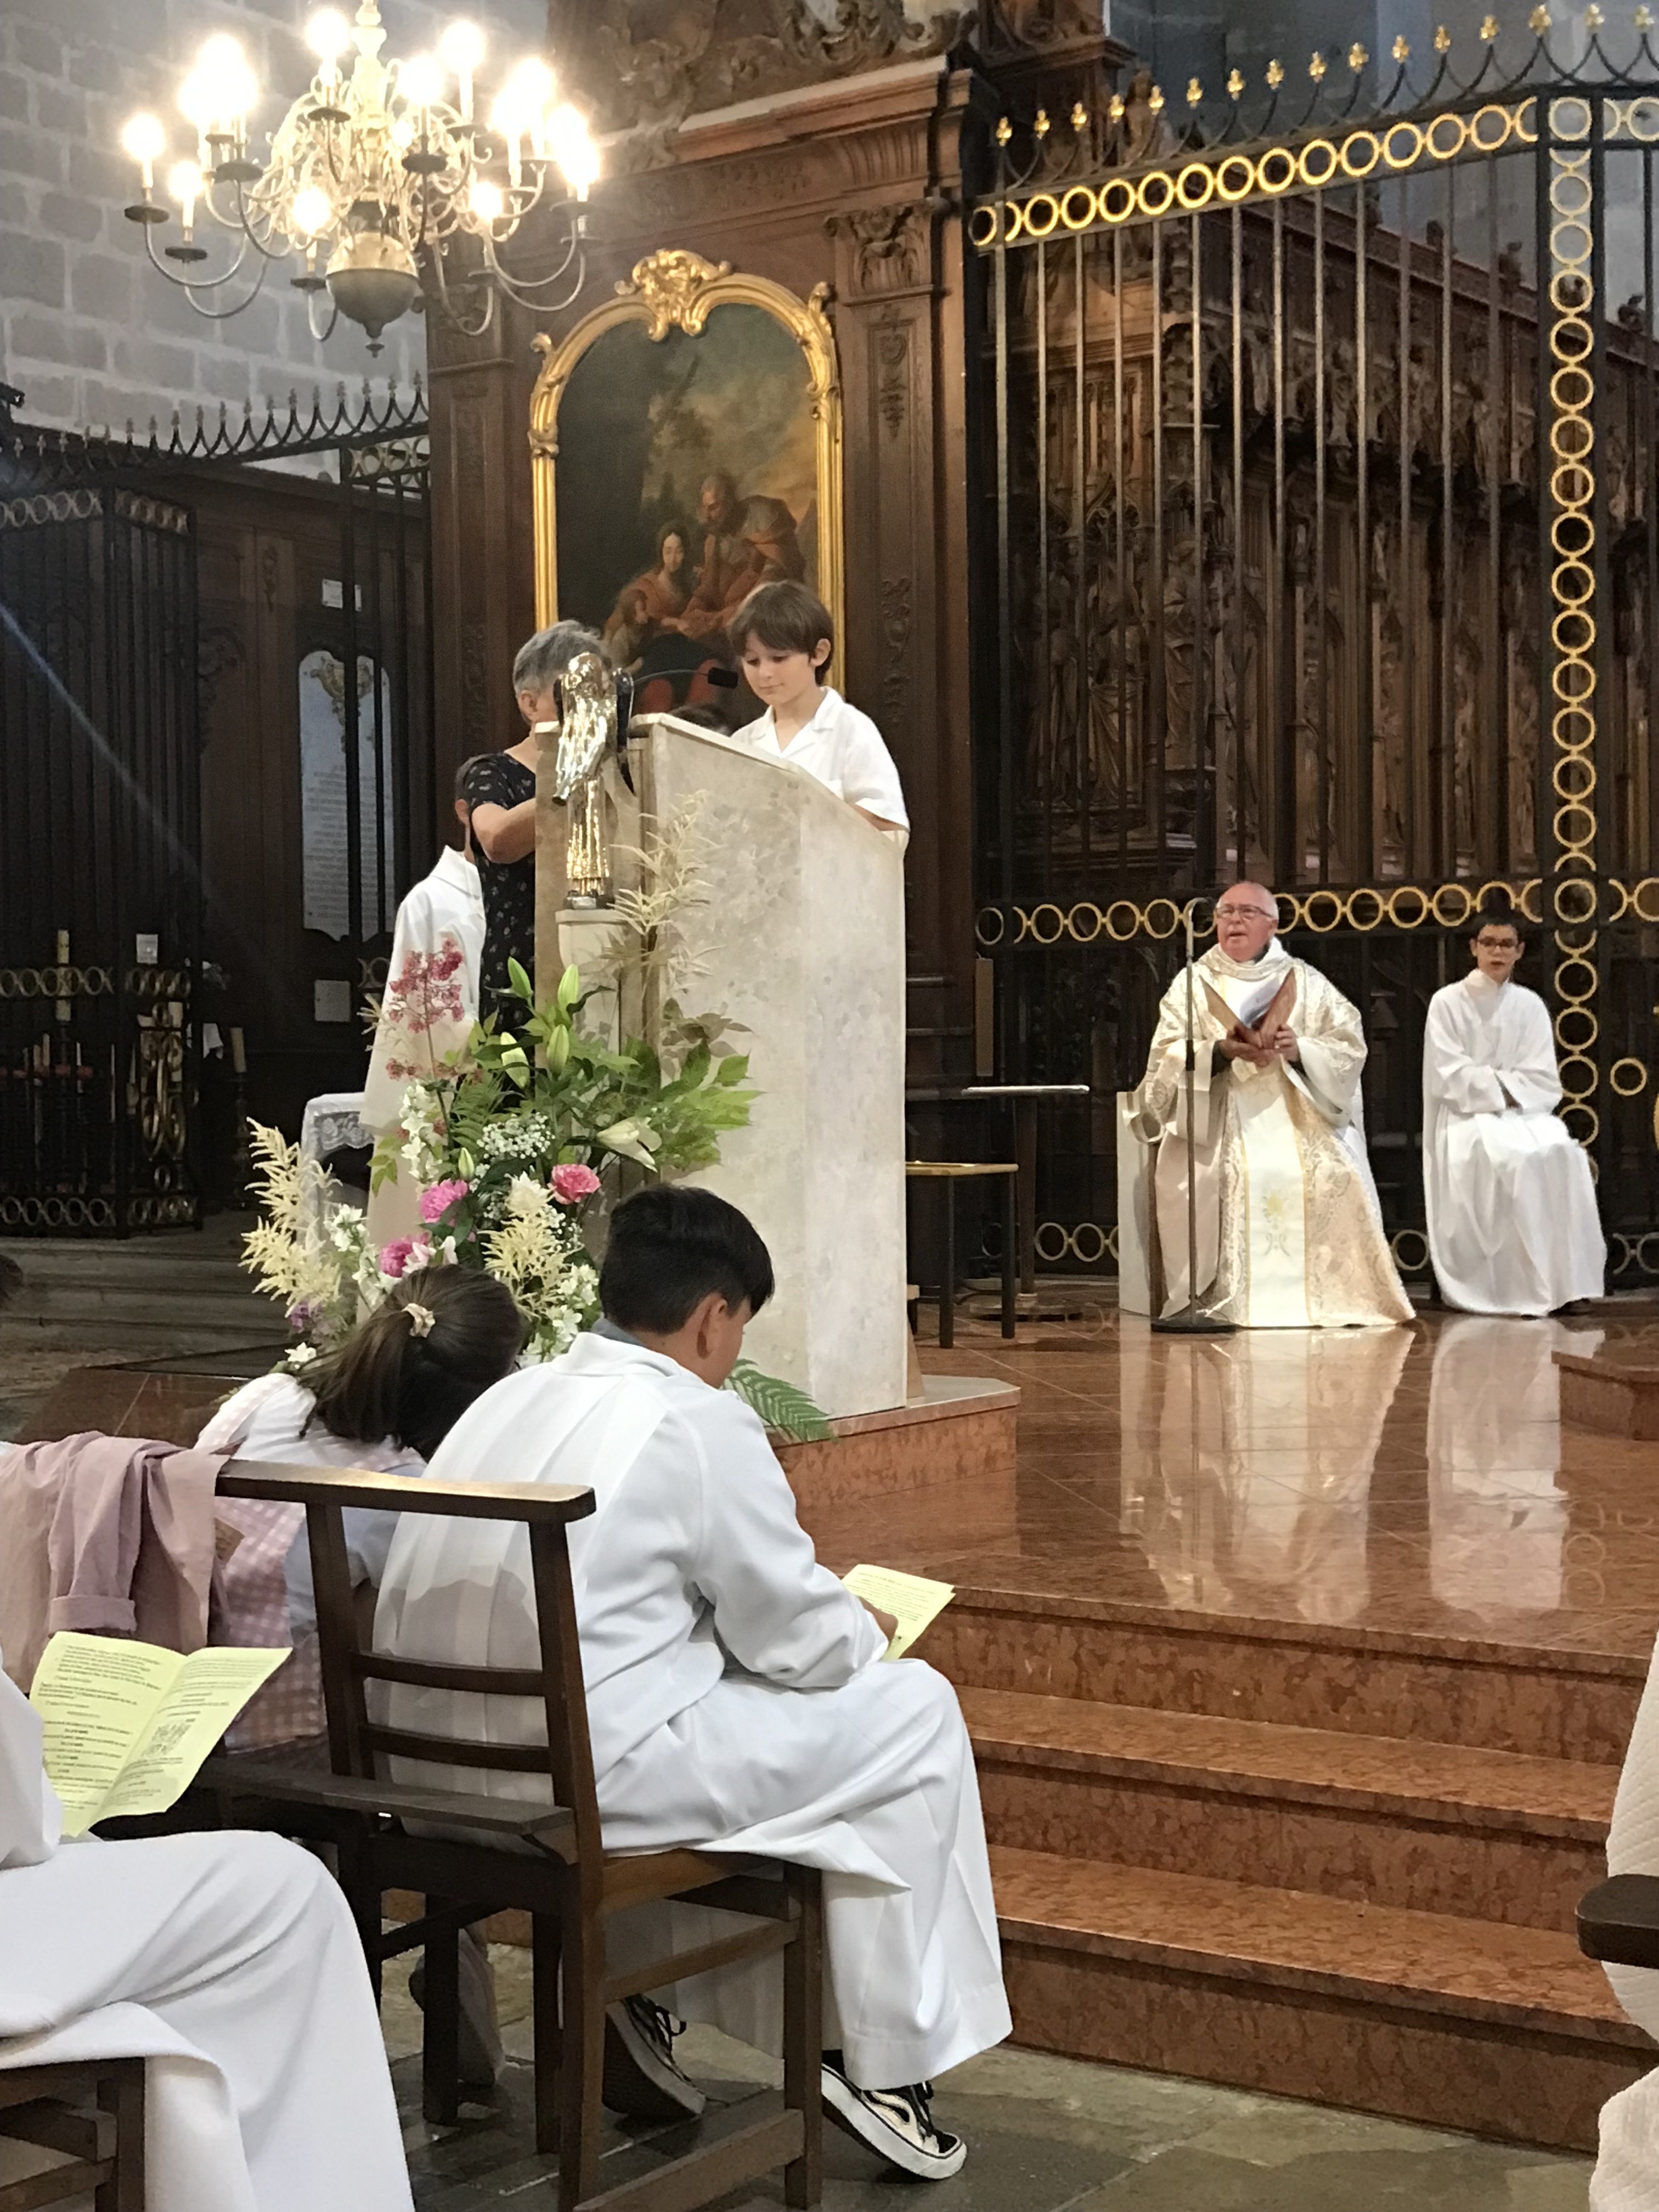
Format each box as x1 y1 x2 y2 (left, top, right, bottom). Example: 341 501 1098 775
117 2 600 352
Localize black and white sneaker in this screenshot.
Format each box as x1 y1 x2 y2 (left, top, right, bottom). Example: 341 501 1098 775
821 2052 967 2179
602 1996 707 2122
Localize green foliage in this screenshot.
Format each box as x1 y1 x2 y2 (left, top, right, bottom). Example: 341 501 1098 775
726 1359 835 1443
389 964 758 1200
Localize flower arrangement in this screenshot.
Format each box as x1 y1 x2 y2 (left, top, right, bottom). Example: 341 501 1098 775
241 860 834 1438
242 959 757 1369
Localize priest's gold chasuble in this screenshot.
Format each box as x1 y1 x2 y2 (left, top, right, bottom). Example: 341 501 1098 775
1131 944 1411 1328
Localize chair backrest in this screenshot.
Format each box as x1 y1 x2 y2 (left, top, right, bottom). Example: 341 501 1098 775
216 1462 602 1860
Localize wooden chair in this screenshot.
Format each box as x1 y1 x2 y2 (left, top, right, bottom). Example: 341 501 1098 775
905 1161 1018 1345
199 1461 823 2212
1578 1873 1659 1969
0 2059 144 2211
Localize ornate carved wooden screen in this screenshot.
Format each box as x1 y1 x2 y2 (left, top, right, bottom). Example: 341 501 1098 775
973 28 1659 1284
0 387 431 1232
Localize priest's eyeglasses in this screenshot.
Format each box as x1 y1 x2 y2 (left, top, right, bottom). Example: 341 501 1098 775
1215 901 1277 921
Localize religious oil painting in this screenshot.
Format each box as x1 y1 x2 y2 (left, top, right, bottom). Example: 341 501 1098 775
530 253 844 719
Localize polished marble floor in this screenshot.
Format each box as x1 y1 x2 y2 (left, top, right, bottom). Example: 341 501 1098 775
800 1304 1659 1665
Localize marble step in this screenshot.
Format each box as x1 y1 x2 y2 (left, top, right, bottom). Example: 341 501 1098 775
990 1844 1651 2152
924 1588 1645 1764
964 1688 1615 1932
0 1232 268 1340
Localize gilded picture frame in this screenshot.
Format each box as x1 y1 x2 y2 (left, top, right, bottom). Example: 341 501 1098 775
528 248 845 691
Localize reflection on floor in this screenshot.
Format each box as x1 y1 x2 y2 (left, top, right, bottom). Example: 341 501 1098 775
824 1307 1648 1656
386 1943 1594 2210
796 1307 1659 2152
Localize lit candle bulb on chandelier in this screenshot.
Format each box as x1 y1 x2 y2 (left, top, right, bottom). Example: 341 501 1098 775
304 8 352 95
196 32 257 147
467 176 504 228
399 52 443 134
177 71 213 168
548 102 597 200
289 183 332 241
439 20 483 125
120 111 166 193
168 157 204 236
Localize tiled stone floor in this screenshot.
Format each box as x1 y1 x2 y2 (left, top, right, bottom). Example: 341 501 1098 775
384 1948 1595 2210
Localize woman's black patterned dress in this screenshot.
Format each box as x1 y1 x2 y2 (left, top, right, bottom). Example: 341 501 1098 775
460 750 537 1015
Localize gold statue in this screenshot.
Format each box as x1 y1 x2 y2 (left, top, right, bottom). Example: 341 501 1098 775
551 649 617 905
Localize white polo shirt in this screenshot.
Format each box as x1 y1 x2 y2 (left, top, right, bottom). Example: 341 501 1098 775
732 686 909 833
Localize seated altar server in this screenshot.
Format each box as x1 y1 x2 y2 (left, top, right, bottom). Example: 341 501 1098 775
1130 882 1411 1328
1423 905 1605 1316
1592 1632 1659 2208
727 581 908 839
0 1662 411 2212
363 764 486 1137
374 1186 1009 2182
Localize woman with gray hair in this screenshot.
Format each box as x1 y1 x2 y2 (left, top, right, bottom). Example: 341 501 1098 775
459 620 603 1012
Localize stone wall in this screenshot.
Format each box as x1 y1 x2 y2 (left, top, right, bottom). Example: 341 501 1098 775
0 0 542 432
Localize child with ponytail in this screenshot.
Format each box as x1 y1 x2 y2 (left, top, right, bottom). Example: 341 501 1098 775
199 1266 524 1702
198 1266 524 2090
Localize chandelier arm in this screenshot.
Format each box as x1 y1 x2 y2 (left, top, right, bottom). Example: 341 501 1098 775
140 220 258 295
476 217 585 303
425 239 496 339
173 250 274 321
477 230 587 317
199 177 252 233
229 178 302 264
306 287 341 344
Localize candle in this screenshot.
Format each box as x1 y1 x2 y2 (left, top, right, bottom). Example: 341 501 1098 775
229 1025 247 1075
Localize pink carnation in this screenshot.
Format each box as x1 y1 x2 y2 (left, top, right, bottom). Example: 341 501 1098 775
379 1234 432 1279
419 1177 470 1223
549 1163 602 1205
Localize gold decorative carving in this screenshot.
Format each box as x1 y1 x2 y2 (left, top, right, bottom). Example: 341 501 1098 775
554 1 957 136
620 248 735 339
528 250 845 672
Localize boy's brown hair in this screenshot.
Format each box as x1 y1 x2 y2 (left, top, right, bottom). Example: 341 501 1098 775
726 579 834 670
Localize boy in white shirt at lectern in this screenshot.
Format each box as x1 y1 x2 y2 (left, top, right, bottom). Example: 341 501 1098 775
728 580 909 840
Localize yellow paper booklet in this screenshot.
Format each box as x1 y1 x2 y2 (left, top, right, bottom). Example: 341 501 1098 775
842 1565 956 1661
29 1632 289 1838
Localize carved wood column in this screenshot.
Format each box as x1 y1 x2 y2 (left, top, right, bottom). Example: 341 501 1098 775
426 314 537 852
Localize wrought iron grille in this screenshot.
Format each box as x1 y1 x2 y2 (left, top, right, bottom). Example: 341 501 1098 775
0 384 431 1233
972 22 1659 1285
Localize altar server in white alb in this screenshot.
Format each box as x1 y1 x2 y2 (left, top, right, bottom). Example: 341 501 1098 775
1423 904 1604 1316
1590 1629 1659 2208
363 760 487 1135
727 580 909 842
1131 882 1411 1327
0 1660 411 2212
363 761 487 1242
375 1186 1009 2182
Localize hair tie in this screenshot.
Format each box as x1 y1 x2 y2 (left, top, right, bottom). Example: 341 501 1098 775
404 1302 436 1339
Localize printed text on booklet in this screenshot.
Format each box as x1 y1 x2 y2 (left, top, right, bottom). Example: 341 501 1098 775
842 1566 955 1660
29 1632 289 1837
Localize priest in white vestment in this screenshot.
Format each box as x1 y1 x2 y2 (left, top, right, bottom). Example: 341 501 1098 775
364 771 487 1245
375 1186 1010 2182
1422 911 1604 1316
1130 883 1411 1327
0 1661 411 2212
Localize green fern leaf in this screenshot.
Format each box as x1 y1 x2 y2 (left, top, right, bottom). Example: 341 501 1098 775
726 1358 835 1443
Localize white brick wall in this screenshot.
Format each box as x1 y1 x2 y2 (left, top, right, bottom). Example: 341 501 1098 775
1 0 544 432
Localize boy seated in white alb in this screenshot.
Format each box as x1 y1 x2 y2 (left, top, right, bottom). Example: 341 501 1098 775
374 1185 1009 2179
727 579 909 839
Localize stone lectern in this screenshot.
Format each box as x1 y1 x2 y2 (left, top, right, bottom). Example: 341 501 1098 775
539 712 908 1420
